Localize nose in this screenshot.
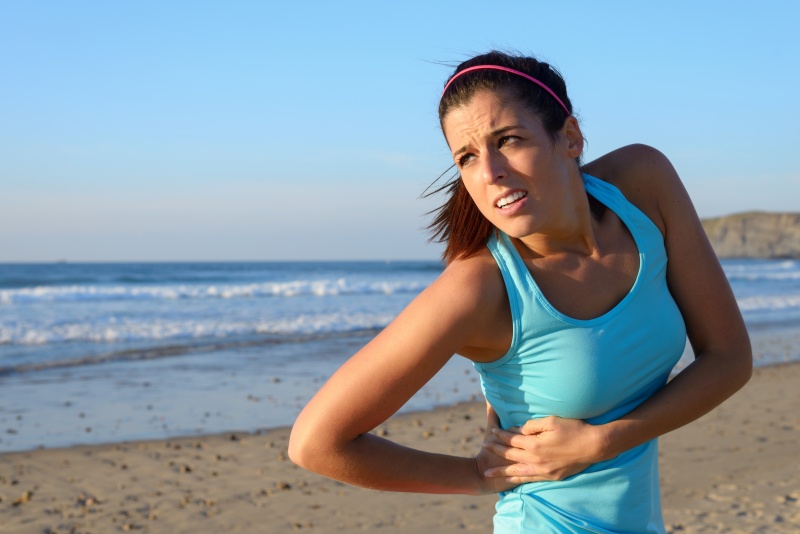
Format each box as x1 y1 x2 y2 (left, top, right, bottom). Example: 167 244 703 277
480 151 507 185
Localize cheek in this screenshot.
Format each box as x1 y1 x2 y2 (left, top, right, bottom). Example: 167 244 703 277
460 179 497 220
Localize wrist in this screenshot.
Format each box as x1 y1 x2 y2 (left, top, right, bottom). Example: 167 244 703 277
471 457 493 496
594 421 627 462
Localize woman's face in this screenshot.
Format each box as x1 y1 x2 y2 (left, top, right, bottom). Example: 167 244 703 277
442 89 581 240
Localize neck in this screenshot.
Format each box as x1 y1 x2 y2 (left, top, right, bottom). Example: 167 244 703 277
516 171 600 258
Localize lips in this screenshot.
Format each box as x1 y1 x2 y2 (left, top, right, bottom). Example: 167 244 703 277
495 191 528 209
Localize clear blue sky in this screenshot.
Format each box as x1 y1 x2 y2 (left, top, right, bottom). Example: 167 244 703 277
2 1 798 261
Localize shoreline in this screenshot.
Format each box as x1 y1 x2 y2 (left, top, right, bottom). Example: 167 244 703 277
2 362 799 533
2 320 800 455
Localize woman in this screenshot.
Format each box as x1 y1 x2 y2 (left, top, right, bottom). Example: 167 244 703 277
288 51 751 532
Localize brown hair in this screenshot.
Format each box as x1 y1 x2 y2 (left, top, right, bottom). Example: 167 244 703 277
425 51 574 264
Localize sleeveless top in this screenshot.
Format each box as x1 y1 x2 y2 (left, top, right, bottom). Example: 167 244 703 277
475 173 687 533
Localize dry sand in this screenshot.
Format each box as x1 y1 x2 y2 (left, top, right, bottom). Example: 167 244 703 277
1 363 798 534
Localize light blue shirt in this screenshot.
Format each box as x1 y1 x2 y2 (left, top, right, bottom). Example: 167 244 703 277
475 173 687 533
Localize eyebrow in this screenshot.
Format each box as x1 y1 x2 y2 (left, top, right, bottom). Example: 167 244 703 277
452 124 524 158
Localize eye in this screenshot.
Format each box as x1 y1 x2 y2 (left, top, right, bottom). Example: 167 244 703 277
499 135 519 148
457 153 475 167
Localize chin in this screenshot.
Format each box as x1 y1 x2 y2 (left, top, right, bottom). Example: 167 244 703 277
492 219 538 240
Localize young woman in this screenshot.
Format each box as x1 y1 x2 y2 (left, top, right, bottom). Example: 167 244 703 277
289 51 751 533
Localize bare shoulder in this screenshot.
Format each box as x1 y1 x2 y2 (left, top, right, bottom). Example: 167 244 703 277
439 248 504 304
437 248 511 360
434 248 508 330
581 144 685 235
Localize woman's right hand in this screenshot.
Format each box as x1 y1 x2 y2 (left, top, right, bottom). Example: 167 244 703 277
475 403 520 494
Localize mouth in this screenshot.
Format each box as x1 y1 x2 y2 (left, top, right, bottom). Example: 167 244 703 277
495 191 528 209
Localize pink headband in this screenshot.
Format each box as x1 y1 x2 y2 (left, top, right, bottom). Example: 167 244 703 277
441 65 570 116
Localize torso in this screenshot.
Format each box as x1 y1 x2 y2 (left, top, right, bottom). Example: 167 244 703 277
473 171 686 532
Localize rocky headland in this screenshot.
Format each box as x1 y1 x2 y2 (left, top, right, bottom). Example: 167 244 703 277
701 212 800 259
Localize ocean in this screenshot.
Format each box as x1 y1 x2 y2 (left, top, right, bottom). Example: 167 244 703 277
1 259 799 452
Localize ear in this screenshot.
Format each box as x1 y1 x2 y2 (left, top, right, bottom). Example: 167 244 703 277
561 116 584 159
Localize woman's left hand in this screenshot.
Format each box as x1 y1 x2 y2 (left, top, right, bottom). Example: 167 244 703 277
481 416 609 483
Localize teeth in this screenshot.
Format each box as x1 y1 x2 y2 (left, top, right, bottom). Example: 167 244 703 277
496 191 526 208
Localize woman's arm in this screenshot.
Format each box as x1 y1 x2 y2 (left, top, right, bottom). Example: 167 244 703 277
483 145 752 482
288 253 516 495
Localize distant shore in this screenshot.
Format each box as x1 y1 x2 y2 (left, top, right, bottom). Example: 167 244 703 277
2 362 798 533
702 211 800 258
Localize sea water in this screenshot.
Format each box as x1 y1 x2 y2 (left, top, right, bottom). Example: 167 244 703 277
1 259 799 452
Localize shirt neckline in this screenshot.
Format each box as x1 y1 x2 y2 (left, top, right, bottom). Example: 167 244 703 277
500 174 646 327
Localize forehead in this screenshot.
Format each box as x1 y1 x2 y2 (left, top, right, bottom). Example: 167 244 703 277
442 90 539 148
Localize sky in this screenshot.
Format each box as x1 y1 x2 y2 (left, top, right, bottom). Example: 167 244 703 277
1 1 798 261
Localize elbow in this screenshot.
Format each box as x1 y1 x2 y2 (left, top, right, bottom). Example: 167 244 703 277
288 420 338 474
730 344 753 393
740 349 754 387
287 423 313 469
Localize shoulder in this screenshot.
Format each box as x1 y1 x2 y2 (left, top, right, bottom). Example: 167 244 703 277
431 248 511 357
581 144 685 235
436 248 505 309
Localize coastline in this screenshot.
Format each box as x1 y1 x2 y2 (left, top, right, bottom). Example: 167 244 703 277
2 362 798 533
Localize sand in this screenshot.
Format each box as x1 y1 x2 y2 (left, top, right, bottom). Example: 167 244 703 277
1 363 798 534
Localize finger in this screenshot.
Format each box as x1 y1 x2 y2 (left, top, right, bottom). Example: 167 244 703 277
504 476 545 484
520 417 552 435
492 427 539 449
483 465 519 478
483 431 505 446
484 463 543 479
483 441 538 464
485 402 500 426
484 403 501 437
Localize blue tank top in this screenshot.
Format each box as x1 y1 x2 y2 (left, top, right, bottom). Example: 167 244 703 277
475 173 687 533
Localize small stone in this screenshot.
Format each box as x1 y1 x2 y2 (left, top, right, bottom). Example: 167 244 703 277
12 490 32 506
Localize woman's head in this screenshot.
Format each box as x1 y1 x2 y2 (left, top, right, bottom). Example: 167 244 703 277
428 51 579 263
439 52 573 145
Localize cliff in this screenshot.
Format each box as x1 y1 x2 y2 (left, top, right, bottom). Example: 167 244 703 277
701 212 800 258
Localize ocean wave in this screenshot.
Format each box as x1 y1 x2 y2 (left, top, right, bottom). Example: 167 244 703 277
736 294 800 311
723 260 800 281
0 278 430 304
0 328 383 375
725 271 800 281
0 312 396 346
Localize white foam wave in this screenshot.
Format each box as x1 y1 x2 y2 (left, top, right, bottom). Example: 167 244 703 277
0 312 395 346
725 271 800 281
0 278 429 305
736 294 800 311
723 261 800 281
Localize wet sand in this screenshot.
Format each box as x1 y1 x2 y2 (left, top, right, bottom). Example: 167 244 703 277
1 363 798 533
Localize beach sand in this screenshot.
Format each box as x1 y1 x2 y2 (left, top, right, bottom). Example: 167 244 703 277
1 363 798 533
